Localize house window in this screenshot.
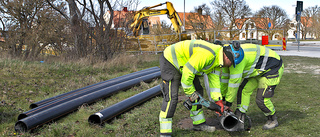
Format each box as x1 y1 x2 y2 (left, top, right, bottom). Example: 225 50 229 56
250 33 254 38
290 23 295 28
251 23 254 28
193 23 204 29
242 33 246 38
153 24 158 28
275 35 279 39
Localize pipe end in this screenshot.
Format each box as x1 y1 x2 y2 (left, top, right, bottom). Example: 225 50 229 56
88 114 102 125
221 115 239 131
17 114 28 120
29 104 38 109
15 121 28 133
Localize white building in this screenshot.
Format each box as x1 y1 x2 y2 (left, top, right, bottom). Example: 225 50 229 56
231 18 283 40
287 17 316 40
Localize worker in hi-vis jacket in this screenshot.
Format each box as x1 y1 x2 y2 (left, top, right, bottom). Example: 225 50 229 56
158 40 244 136
221 43 284 130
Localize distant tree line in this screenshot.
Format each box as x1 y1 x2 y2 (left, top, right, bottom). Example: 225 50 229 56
0 0 139 60
0 0 319 59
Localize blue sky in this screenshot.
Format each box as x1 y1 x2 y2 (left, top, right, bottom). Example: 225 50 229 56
137 0 319 20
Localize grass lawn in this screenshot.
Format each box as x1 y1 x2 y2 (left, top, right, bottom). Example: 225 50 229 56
0 55 319 136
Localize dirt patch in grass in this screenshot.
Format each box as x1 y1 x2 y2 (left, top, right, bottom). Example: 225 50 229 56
178 117 223 130
177 95 223 130
284 63 320 74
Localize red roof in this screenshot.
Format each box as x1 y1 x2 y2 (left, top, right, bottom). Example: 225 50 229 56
235 17 273 29
177 12 214 30
301 17 312 27
0 32 4 42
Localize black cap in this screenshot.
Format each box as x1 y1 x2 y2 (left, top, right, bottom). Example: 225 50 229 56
214 40 223 46
223 46 234 64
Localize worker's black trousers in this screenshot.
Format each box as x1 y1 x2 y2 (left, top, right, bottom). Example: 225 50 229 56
159 54 203 118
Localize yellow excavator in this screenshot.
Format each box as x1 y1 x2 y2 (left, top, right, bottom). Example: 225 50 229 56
130 1 183 37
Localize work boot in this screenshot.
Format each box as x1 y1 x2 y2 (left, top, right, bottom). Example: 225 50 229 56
160 134 171 137
192 123 216 132
262 114 278 130
235 109 245 131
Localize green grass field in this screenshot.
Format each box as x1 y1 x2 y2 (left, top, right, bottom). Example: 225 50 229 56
1 55 319 137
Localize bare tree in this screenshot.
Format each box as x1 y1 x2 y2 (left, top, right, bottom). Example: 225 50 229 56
211 9 226 40
0 16 5 31
0 0 52 58
46 0 90 58
254 5 289 39
150 20 172 35
211 0 251 40
302 5 320 39
315 9 320 39
186 4 214 40
47 0 140 60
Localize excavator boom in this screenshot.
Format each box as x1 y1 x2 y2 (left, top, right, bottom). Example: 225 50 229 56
130 2 182 37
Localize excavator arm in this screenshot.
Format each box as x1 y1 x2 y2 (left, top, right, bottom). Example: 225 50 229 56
130 2 183 37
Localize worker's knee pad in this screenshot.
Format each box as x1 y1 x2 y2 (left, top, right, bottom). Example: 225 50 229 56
160 80 179 118
263 85 276 98
256 88 271 113
160 81 170 102
256 88 264 103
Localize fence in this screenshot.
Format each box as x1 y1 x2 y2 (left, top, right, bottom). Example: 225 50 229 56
125 29 285 53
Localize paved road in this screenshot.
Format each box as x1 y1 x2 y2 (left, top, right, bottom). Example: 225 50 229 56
275 41 320 58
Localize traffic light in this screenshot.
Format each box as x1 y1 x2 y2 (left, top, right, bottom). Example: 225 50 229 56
297 1 303 12
296 1 303 21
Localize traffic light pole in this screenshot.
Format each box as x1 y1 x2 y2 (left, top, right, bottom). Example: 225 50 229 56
298 20 300 52
296 1 303 52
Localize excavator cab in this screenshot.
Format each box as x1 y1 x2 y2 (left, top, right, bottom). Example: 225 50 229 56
142 18 150 35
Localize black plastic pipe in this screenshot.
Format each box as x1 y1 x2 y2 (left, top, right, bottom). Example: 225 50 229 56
18 69 160 120
15 71 161 132
88 85 161 125
18 68 160 120
30 67 160 109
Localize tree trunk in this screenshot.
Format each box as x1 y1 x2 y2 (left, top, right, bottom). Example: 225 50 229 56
68 0 87 58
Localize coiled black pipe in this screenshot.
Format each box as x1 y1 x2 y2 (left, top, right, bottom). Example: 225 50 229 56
15 71 161 132
88 85 161 125
30 67 160 109
18 68 160 120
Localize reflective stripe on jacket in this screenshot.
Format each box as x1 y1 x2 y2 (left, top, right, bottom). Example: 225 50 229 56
221 44 282 103
163 40 223 100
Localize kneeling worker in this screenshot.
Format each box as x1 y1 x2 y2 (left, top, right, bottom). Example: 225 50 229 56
221 43 284 130
159 40 244 136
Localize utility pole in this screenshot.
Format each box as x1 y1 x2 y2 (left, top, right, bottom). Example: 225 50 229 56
183 0 186 31
296 1 303 52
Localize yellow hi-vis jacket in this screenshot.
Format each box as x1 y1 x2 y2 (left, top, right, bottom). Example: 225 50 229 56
221 44 283 103
163 40 224 101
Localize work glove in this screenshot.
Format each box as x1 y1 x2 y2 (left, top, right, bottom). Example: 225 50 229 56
215 100 224 116
208 101 222 114
183 92 200 110
183 92 222 115
188 91 199 102
224 101 233 112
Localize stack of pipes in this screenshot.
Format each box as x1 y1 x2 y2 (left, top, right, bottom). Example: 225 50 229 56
15 67 162 132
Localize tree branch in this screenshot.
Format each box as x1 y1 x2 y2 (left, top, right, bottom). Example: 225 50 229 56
46 0 70 22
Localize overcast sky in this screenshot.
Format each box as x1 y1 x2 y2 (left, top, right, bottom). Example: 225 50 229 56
1 0 318 30
137 0 319 20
